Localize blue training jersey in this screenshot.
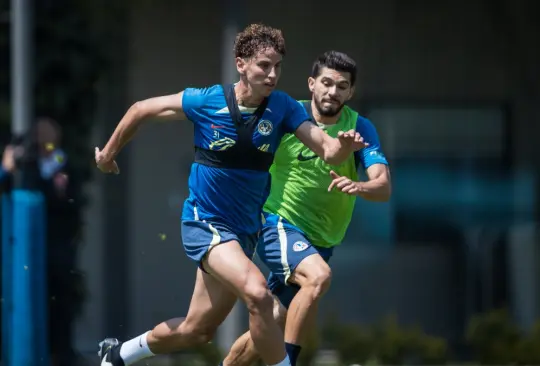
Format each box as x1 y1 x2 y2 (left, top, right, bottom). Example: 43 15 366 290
181 84 309 234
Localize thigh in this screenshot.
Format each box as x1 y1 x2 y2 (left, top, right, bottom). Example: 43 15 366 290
203 240 268 301
181 220 257 267
184 267 238 333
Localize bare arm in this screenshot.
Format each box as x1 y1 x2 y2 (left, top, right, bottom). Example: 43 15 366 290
328 163 391 202
101 92 187 160
294 121 365 165
356 163 391 201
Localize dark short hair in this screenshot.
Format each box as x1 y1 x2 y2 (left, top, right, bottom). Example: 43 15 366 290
234 23 286 59
311 51 357 86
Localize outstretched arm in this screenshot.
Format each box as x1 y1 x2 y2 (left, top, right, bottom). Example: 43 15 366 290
101 92 187 161
294 121 367 166
281 97 366 166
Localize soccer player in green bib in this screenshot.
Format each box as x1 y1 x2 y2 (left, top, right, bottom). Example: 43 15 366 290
221 51 391 366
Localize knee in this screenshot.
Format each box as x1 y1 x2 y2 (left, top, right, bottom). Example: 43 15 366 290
243 279 274 316
304 264 332 299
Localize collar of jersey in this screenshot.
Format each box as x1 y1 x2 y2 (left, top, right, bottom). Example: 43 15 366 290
231 81 259 114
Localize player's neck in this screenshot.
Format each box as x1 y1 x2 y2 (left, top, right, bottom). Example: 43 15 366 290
311 100 341 126
235 80 264 108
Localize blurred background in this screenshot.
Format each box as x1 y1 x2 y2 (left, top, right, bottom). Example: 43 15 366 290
1 0 539 365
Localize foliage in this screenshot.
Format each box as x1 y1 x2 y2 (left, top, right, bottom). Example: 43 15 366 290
322 314 448 365
466 308 540 365
322 310 540 365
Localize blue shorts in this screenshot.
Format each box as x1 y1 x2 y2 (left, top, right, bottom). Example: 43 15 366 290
181 220 258 269
257 213 334 308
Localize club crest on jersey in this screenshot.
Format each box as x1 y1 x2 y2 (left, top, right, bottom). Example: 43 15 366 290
292 241 309 252
257 120 273 136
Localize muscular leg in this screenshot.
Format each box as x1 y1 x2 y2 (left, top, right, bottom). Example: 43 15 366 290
224 297 287 366
284 254 331 345
223 254 331 366
204 241 287 365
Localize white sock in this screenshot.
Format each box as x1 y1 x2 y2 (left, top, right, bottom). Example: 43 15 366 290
119 331 155 365
269 354 291 366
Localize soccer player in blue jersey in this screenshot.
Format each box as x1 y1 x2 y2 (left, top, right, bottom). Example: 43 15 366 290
94 25 366 366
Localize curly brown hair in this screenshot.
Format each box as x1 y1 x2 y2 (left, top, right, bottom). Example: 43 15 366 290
234 23 286 59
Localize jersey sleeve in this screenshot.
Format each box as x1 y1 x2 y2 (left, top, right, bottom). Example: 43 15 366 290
355 117 389 170
182 87 209 123
282 95 310 133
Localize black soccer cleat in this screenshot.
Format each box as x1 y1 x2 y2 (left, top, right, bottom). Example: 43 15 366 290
98 338 123 366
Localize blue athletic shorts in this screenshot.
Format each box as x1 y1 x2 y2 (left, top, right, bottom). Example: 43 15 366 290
257 213 334 308
181 220 257 269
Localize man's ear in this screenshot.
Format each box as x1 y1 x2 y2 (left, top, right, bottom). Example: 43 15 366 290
236 57 246 75
308 77 315 93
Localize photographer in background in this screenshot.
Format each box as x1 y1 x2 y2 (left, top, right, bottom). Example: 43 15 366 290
0 117 85 366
